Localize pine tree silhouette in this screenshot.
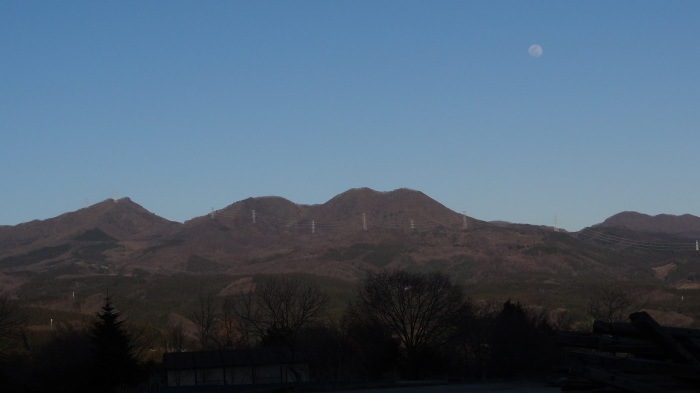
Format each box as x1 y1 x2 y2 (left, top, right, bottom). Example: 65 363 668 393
89 296 141 392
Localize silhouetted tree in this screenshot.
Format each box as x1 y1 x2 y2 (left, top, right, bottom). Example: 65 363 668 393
190 290 220 350
453 301 498 379
586 283 646 323
297 320 359 381
163 320 187 353
487 300 558 379
356 269 464 378
341 304 401 380
219 298 243 349
226 276 329 347
89 296 142 392
32 322 92 393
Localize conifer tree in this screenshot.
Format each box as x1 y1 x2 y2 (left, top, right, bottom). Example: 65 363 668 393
89 296 141 392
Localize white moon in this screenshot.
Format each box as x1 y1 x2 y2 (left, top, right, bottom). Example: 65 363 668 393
528 44 543 57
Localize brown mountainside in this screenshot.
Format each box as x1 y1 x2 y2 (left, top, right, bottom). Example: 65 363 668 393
0 197 180 258
1 188 699 288
594 211 700 238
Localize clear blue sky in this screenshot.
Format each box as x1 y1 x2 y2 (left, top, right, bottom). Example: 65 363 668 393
2 1 699 231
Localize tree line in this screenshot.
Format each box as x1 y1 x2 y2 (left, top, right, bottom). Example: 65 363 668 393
170 270 565 381
0 293 149 392
0 270 645 392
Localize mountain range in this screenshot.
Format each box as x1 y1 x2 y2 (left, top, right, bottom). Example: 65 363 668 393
2 188 700 292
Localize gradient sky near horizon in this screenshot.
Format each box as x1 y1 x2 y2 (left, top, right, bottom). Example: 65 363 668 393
2 1 699 231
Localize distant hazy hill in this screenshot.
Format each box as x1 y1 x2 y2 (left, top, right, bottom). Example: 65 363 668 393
593 211 700 239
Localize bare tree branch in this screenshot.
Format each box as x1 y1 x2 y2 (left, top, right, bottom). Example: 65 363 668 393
163 320 187 352
225 276 329 347
190 290 220 350
586 283 647 323
357 270 464 358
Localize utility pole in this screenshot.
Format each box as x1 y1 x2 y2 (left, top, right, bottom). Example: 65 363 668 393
312 220 315 234
362 213 367 231
462 211 468 230
252 210 256 224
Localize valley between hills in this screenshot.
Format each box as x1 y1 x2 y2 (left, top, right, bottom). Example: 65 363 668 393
2 187 700 329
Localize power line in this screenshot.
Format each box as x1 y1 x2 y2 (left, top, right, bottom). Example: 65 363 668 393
577 227 696 251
